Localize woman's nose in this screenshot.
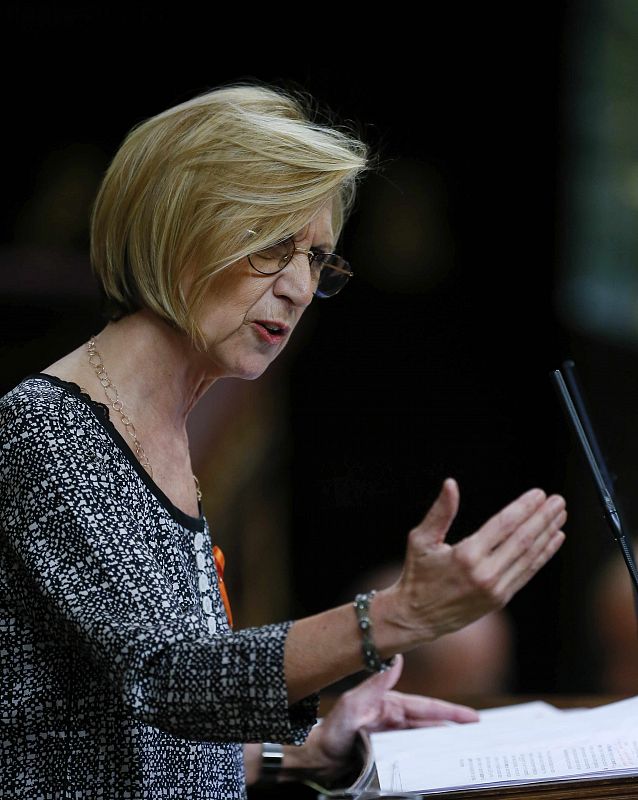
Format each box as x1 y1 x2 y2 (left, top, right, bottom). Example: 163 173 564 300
273 250 315 306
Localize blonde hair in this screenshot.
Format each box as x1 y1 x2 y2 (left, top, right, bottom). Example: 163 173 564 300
90 83 369 348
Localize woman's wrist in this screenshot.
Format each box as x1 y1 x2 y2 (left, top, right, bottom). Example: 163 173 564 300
243 743 261 785
284 587 430 705
353 591 395 672
251 733 336 784
369 585 434 655
279 727 355 787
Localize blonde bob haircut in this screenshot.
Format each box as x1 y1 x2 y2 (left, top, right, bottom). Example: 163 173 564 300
91 83 369 349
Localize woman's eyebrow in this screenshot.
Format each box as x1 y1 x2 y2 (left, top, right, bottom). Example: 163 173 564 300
292 228 335 252
312 242 335 252
292 236 336 252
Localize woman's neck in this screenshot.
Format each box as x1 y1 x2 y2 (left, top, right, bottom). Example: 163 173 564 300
46 310 215 445
92 311 215 437
45 311 216 517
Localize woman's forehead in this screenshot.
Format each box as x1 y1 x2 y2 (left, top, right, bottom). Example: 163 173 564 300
293 205 335 249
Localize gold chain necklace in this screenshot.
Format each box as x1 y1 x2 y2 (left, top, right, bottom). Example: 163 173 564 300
87 337 202 503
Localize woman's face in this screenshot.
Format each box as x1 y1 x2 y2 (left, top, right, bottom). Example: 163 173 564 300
195 203 335 381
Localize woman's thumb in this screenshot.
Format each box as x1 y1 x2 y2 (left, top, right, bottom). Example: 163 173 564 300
410 478 459 548
360 653 404 697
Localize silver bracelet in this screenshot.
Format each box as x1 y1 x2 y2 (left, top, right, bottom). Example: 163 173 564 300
353 590 395 673
260 741 284 780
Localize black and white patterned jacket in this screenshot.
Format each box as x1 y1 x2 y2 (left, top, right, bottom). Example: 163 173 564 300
0 375 317 799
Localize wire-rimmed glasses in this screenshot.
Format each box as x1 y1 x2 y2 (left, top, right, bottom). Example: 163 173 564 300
247 236 353 298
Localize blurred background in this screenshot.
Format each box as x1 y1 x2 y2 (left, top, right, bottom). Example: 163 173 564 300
2 1 637 700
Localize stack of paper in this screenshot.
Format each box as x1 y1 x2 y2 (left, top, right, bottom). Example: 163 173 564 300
371 696 638 793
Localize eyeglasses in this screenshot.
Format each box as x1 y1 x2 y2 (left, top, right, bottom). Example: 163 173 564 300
247 236 353 298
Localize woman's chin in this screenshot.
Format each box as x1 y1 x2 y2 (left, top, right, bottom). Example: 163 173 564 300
226 358 273 382
202 344 281 382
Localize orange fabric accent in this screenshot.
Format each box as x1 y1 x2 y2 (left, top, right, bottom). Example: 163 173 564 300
212 545 234 628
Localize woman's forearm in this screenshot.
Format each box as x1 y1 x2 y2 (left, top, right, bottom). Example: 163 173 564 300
284 589 406 705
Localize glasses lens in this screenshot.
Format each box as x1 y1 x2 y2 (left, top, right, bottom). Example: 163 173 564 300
314 253 353 298
248 238 293 274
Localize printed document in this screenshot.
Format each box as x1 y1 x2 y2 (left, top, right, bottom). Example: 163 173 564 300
371 696 638 793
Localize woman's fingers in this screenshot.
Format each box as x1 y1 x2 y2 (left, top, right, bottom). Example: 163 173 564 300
409 478 460 550
469 488 548 553
454 495 566 608
363 691 479 732
486 496 566 572
392 692 479 725
497 528 566 601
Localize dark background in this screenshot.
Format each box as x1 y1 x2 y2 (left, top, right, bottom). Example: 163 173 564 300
2 1 634 697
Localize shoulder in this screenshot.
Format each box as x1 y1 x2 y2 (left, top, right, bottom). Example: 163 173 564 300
1 376 62 433
1 376 105 468
2 375 79 433
2 375 64 416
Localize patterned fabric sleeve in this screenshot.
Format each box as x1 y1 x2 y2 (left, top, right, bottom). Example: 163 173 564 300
1 381 318 745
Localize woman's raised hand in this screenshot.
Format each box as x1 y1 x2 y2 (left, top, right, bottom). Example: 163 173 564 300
284 479 566 705
377 479 567 649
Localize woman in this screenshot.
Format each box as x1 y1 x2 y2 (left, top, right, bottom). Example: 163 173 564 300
0 84 567 799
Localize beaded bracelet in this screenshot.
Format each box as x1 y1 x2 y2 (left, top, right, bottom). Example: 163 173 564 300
353 590 395 673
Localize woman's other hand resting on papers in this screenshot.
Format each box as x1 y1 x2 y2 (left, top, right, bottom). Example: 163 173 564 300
245 654 479 785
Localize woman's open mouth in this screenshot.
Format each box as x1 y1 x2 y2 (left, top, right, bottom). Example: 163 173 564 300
252 320 290 345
